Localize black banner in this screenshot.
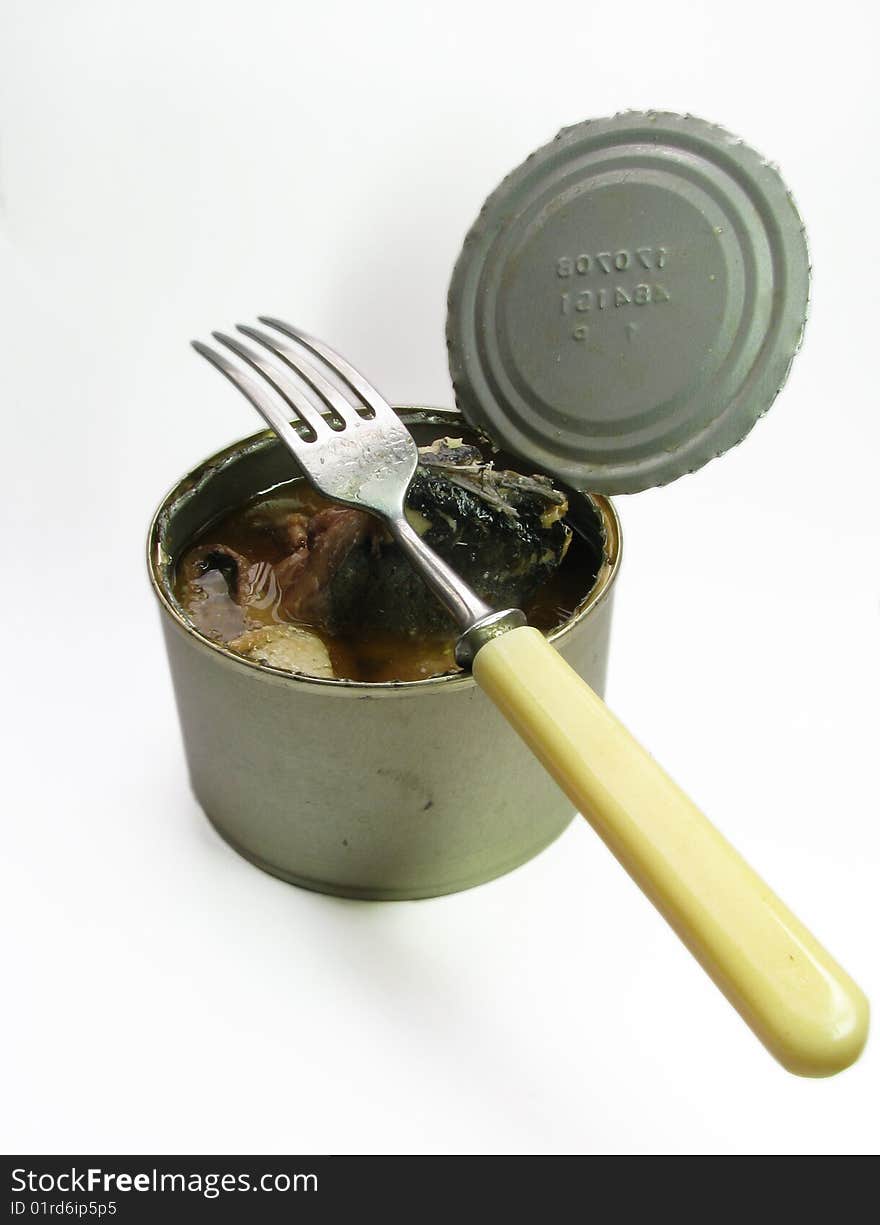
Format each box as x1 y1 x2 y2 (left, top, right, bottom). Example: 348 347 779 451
0 1153 870 1220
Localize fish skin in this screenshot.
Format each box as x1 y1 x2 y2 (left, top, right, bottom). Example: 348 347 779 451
325 441 572 635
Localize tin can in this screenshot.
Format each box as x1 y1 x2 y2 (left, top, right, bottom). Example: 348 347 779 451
148 408 621 900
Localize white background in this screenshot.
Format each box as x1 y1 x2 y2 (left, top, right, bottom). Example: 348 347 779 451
1 0 878 1155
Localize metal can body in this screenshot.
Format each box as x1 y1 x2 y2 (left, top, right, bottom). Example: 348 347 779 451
148 409 621 900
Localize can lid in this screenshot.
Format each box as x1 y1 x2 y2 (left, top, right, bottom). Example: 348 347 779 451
446 112 810 494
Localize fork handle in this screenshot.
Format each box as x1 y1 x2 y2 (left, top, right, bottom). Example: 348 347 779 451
472 625 869 1076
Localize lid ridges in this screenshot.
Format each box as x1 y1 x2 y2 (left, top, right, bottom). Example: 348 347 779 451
447 112 810 494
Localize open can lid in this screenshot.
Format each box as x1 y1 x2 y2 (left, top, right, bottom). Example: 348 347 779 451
446 112 810 494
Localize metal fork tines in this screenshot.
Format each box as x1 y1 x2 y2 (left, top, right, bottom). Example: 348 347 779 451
192 318 526 656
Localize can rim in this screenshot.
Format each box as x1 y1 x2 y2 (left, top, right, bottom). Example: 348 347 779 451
146 408 622 699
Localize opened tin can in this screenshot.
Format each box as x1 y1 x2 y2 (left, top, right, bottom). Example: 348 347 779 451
150 113 806 901
148 408 621 900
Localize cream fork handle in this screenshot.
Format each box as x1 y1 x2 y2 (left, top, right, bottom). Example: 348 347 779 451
472 626 869 1077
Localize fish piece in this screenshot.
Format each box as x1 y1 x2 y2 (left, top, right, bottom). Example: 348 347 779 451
228 625 335 678
239 501 312 555
269 438 572 637
179 544 253 601
176 544 275 640
371 438 571 633
275 506 381 632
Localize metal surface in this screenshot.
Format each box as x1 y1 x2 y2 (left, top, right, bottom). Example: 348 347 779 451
455 607 528 667
147 411 622 899
192 319 522 661
447 111 810 494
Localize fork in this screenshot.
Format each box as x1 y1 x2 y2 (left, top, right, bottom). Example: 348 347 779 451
193 317 868 1077
192 318 525 665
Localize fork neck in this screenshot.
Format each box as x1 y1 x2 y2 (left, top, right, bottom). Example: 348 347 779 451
386 513 494 630
383 513 525 662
